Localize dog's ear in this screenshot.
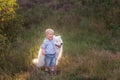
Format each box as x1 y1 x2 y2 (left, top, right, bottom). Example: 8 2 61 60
53 35 56 37
58 35 63 43
61 39 63 43
53 35 56 39
58 35 61 38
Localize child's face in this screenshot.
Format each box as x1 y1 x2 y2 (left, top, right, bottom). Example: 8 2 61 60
46 31 54 40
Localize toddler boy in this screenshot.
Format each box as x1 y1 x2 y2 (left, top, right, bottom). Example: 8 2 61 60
41 28 56 75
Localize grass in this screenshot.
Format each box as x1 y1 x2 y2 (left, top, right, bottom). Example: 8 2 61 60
12 11 120 80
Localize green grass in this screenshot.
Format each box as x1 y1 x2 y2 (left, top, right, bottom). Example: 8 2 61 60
17 10 120 80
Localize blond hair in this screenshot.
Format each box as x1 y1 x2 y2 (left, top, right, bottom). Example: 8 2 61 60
45 28 54 34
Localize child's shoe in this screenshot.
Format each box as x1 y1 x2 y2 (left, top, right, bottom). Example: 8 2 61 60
44 69 49 75
50 70 56 76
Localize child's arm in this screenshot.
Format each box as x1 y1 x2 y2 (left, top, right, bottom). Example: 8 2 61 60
41 48 45 55
41 39 47 55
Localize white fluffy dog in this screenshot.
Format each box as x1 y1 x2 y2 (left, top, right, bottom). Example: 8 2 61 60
32 35 63 67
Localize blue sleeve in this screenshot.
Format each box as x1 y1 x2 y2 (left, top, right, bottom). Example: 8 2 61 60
41 40 47 49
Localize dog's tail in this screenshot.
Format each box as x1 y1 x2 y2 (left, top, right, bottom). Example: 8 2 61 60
32 58 38 66
32 58 44 67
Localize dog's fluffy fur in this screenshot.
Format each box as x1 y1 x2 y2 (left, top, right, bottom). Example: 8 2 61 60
32 35 63 67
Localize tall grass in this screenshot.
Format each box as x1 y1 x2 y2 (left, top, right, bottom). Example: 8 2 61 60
23 9 120 80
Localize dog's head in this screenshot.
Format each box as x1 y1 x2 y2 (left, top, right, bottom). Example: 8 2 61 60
53 35 63 48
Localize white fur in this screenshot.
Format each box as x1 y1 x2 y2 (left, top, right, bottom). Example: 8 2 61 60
32 35 63 67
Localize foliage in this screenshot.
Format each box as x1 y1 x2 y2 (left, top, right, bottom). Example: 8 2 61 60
0 0 19 47
0 0 24 76
0 0 18 22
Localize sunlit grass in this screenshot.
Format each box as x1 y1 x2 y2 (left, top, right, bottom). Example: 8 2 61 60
2 16 120 80
25 10 120 80
22 12 120 80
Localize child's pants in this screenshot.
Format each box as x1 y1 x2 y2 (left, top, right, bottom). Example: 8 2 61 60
44 54 56 67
